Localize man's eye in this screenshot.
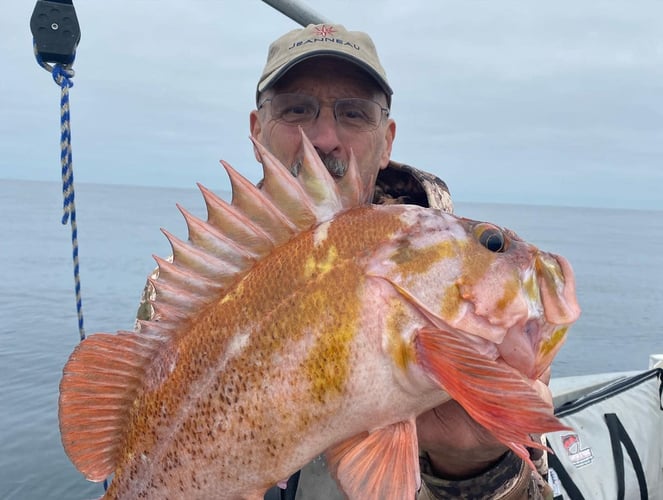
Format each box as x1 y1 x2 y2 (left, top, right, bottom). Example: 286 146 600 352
289 105 309 115
280 104 314 121
343 109 365 120
341 108 372 123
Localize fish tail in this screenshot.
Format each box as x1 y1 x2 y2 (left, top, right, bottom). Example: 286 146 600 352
415 326 571 468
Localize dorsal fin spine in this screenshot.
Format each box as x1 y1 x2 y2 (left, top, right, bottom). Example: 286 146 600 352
162 228 231 276
148 277 205 310
337 149 371 207
292 128 350 215
198 183 275 254
178 204 257 266
223 160 296 244
153 254 218 293
250 136 318 229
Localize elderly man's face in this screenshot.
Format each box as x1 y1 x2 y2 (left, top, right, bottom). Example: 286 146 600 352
250 58 395 193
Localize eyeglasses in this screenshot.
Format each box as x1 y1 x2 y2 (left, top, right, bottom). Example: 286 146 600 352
258 93 390 132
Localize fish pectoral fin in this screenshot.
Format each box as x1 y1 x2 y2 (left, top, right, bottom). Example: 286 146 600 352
415 326 571 468
59 330 161 481
325 419 420 500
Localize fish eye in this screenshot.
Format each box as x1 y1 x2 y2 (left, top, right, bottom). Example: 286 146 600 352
474 223 507 253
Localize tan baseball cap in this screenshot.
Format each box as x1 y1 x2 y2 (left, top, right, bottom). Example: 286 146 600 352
256 24 393 105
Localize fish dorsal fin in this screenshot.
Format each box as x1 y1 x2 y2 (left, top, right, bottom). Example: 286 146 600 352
143 130 364 336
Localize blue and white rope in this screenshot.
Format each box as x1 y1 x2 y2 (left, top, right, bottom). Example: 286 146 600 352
35 42 86 341
34 38 107 493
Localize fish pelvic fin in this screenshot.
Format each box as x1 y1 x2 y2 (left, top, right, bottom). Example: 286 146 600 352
326 419 420 500
415 326 571 469
58 330 164 481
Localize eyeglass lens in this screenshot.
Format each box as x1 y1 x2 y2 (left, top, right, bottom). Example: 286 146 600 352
265 94 387 131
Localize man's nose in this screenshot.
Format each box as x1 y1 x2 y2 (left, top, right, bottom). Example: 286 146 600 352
305 106 342 154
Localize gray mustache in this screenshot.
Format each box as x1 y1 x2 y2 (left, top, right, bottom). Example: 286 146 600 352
290 152 347 178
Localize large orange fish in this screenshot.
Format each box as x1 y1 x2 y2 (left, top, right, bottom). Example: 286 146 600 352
59 131 580 499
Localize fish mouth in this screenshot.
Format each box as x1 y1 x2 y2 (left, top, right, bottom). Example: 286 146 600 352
499 317 571 380
496 318 541 379
535 253 581 325
493 252 581 379
527 253 580 378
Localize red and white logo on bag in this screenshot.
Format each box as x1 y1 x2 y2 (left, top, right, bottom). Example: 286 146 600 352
561 433 594 468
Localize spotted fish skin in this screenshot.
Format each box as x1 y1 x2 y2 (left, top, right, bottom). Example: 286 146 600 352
58 132 580 500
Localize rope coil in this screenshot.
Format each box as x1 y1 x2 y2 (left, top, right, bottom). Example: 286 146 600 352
35 43 86 341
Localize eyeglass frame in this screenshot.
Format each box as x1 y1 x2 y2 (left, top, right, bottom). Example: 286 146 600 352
257 92 390 131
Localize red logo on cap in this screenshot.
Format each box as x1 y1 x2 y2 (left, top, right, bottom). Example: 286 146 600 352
315 25 336 37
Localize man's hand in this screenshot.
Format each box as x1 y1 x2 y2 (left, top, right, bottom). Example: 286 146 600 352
417 368 553 479
417 400 509 478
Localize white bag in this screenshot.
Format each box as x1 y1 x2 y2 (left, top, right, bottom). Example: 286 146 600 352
546 368 663 500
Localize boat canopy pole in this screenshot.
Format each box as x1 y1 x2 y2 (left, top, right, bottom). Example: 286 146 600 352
260 0 332 27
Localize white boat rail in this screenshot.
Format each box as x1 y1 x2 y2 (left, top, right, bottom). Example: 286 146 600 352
551 353 662 407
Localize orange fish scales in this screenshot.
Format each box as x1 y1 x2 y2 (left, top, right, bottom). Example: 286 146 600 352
386 299 417 371
389 240 457 276
440 283 463 319
322 205 409 254
459 245 494 286
496 277 520 312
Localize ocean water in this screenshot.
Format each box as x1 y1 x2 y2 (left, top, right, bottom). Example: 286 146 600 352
1 179 661 499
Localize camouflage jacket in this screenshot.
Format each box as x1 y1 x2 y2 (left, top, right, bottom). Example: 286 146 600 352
135 161 550 500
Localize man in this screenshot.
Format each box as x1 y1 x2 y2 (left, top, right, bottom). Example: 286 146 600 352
138 23 552 499
251 24 552 500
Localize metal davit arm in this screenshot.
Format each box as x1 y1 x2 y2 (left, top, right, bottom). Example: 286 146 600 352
260 0 332 26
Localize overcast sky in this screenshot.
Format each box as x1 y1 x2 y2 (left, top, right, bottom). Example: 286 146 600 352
3 0 662 209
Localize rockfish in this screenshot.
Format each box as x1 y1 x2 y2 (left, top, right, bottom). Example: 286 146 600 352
59 131 580 499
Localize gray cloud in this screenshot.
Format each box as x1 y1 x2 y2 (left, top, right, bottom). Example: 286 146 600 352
3 0 661 209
